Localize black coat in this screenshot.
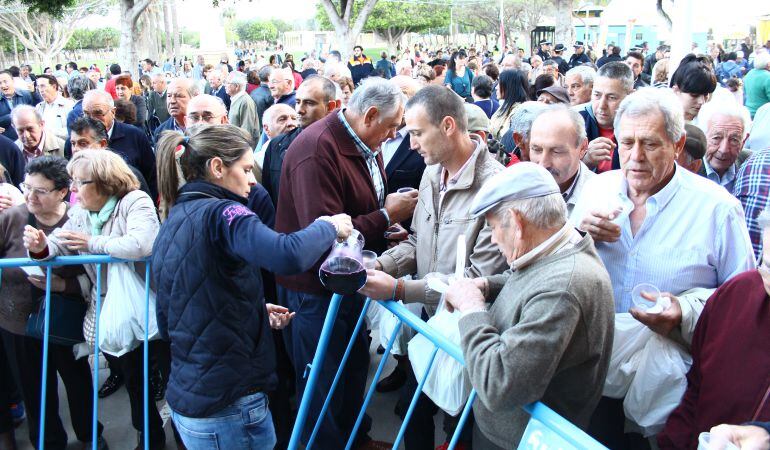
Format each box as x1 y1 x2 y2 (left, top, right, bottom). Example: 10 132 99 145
0 90 35 141
385 134 426 230
0 134 24 186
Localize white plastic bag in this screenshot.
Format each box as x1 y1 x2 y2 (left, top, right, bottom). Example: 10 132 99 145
603 313 654 398
407 303 469 416
624 334 692 436
98 262 159 357
379 301 409 355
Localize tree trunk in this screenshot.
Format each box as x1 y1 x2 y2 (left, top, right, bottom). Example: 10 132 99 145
162 0 172 55
320 0 379 61
118 0 152 75
170 0 180 57
552 0 573 49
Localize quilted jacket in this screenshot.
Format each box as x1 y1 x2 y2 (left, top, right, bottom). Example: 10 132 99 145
151 180 337 417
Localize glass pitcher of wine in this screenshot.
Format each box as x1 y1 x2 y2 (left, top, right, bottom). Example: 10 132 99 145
319 229 367 295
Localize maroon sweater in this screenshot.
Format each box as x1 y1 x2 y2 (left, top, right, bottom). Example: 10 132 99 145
658 270 770 450
274 110 388 294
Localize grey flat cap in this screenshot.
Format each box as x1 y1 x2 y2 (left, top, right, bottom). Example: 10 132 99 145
470 162 560 218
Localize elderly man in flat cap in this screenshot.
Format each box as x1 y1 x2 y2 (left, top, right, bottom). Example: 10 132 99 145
444 162 615 449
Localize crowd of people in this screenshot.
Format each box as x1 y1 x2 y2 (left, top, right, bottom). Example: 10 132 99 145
0 34 769 450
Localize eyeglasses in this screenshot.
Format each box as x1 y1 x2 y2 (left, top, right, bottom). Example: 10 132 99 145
70 179 94 189
187 112 220 122
20 183 57 196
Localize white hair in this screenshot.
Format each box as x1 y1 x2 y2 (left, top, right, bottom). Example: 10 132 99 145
395 59 413 76
509 101 550 142
83 89 115 107
614 87 685 143
754 51 770 70
227 71 247 92
10 104 43 124
323 62 351 79
697 97 751 139
347 77 405 118
491 192 567 229
566 65 596 86
532 104 587 148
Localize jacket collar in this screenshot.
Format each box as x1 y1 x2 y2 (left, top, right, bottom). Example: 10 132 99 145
326 109 367 157
177 180 248 205
109 120 126 141
441 134 488 192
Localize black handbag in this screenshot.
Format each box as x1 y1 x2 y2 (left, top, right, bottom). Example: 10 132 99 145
25 293 87 346
23 212 87 346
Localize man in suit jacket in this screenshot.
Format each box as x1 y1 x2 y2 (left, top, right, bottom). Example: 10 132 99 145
226 71 258 141
0 70 36 141
251 65 273 130
147 74 170 128
208 71 230 110
12 105 65 161
64 90 157 200
0 133 24 187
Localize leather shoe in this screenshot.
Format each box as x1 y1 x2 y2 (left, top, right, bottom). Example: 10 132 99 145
151 370 165 401
356 440 392 450
375 365 406 393
98 373 124 399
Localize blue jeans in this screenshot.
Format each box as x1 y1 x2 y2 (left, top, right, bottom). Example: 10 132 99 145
171 392 276 450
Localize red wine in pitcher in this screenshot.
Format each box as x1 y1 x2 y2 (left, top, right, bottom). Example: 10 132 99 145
319 256 366 295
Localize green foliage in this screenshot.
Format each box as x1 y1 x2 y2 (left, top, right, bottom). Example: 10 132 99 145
315 1 450 35
0 28 23 54
233 18 293 43
64 27 119 50
3 0 77 16
181 29 200 48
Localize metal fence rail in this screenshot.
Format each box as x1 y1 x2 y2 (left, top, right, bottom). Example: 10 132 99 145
0 255 152 450
289 294 609 450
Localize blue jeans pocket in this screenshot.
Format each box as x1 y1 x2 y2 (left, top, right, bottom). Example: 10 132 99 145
174 418 220 450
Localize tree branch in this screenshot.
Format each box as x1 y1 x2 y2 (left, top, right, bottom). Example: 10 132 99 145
351 0 378 36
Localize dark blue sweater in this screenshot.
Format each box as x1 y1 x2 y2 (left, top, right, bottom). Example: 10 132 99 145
152 181 337 417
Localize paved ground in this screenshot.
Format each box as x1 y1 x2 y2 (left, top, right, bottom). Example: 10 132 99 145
14 332 443 450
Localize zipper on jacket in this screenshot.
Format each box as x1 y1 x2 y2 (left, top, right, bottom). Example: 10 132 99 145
751 379 770 421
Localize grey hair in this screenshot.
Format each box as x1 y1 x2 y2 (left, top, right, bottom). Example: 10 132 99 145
169 78 200 98
258 65 273 83
68 74 95 101
566 66 596 86
227 71 247 91
490 192 567 229
11 104 43 124
83 89 114 107
508 101 550 142
613 87 685 143
533 104 587 148
347 77 405 118
697 99 750 139
754 51 770 71
597 61 634 93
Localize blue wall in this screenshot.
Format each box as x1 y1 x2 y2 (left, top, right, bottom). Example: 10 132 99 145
573 24 708 53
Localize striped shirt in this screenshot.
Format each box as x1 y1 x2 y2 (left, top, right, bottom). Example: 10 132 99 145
338 109 385 207
573 164 755 312
734 149 770 260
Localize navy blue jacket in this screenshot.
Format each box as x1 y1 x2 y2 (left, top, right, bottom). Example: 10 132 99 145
152 181 337 417
262 127 302 206
0 90 35 141
210 85 231 110
66 100 84 131
275 91 296 109
385 134 425 230
0 134 24 186
152 116 180 145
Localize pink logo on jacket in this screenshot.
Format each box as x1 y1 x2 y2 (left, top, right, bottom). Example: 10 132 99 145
222 204 254 225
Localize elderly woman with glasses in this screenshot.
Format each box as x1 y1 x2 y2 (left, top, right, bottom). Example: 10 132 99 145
23 150 166 450
0 156 108 449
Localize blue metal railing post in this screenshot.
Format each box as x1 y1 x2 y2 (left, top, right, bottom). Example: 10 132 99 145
393 346 439 448
143 263 151 450
287 293 344 450
92 263 102 450
37 266 53 450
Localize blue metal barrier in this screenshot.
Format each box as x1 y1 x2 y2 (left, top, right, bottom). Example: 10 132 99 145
289 295 609 450
0 256 152 450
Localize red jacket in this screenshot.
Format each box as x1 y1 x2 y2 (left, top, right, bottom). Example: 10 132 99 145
658 270 770 449
274 110 388 294
104 77 117 100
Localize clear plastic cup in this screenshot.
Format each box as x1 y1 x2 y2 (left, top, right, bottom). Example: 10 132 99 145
631 283 661 311
698 432 740 450
362 250 377 270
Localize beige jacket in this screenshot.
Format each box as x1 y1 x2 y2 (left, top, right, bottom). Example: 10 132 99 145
15 131 65 159
36 190 160 349
378 136 508 305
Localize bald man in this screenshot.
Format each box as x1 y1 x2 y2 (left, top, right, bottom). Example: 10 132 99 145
186 94 229 126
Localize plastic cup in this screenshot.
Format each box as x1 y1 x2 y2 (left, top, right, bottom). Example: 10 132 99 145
631 283 661 311
397 187 416 194
698 432 740 450
362 250 377 270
